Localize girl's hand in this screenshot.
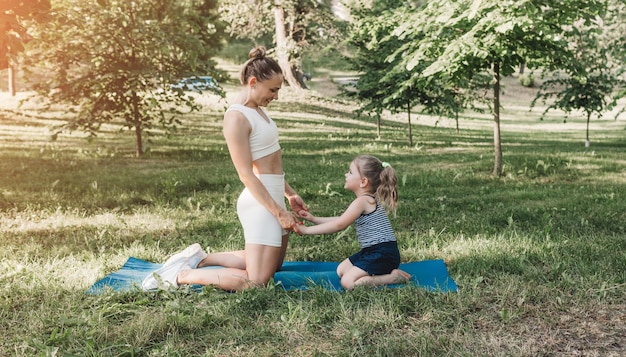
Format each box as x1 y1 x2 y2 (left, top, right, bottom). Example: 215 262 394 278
295 224 308 235
298 210 315 222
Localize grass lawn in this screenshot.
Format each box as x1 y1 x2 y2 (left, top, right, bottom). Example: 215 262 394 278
0 68 625 356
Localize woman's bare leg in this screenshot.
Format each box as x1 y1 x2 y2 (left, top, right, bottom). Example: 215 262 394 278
177 266 250 291
197 234 289 271
177 243 283 291
274 234 289 272
195 233 287 271
245 242 284 284
196 250 245 269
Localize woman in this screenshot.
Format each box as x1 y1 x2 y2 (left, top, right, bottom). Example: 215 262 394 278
142 46 307 291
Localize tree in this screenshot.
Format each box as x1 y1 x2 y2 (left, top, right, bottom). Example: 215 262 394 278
273 4 302 88
346 7 411 143
608 0 626 111
219 0 342 89
532 11 626 147
605 0 626 66
347 0 490 145
380 0 607 176
0 0 50 95
24 0 226 157
348 1 434 146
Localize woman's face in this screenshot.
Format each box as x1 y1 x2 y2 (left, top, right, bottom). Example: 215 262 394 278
253 73 283 107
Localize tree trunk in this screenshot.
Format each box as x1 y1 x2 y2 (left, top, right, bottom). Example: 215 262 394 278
376 114 381 140
273 5 303 89
292 66 308 89
585 112 591 147
8 64 16 96
407 99 413 147
132 91 143 157
135 123 143 157
492 61 503 176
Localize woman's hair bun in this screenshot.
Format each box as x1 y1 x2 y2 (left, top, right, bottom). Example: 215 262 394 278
239 46 281 85
249 46 266 60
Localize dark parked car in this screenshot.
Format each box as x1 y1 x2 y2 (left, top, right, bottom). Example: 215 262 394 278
170 76 219 93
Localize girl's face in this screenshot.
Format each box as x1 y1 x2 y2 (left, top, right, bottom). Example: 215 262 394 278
252 73 283 107
344 161 364 192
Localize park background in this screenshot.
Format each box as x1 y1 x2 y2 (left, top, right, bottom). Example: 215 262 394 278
1 0 625 356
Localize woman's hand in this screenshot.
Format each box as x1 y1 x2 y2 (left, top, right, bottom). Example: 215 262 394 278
277 209 302 235
287 194 308 217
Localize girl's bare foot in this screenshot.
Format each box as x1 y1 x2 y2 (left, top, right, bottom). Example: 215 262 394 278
391 269 411 283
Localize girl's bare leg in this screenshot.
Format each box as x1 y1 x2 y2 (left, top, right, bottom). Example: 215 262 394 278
339 265 370 290
338 261 412 290
336 258 353 278
355 269 412 287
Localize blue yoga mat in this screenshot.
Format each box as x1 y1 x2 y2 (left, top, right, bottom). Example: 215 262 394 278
86 257 458 294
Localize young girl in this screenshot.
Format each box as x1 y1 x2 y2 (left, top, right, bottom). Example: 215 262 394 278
296 155 411 290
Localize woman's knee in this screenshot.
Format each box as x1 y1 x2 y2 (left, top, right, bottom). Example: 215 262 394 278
246 270 274 287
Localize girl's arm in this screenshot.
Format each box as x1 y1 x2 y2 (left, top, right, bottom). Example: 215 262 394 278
299 211 336 224
223 111 295 230
298 196 369 235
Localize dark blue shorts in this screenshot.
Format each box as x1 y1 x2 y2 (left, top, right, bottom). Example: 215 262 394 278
348 241 401 276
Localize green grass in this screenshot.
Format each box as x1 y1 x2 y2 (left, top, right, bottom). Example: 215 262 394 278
1 73 625 356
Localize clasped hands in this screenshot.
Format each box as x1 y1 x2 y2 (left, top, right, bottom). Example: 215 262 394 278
280 194 309 235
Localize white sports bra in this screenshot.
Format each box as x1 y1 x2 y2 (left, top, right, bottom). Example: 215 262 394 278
226 104 281 161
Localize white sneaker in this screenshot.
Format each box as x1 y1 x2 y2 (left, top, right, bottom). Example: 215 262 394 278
188 245 208 268
142 255 191 291
163 243 207 269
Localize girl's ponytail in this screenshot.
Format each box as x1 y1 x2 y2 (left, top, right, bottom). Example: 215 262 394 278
354 155 399 215
377 163 398 215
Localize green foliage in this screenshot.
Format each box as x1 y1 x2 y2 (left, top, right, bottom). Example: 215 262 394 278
531 10 626 144
218 0 345 74
533 71 623 120
23 0 226 156
606 0 626 63
218 0 274 40
346 6 409 116
347 1 488 123
349 0 613 175
0 0 50 69
518 73 534 87
218 39 258 64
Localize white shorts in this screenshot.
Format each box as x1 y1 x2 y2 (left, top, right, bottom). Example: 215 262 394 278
237 174 286 247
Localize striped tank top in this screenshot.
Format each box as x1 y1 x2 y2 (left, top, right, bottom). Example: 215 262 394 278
354 198 396 248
